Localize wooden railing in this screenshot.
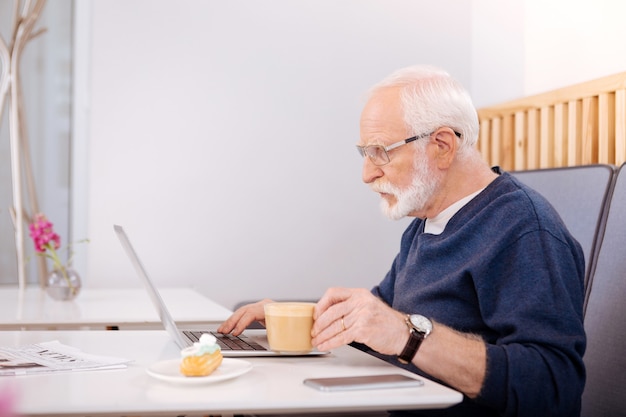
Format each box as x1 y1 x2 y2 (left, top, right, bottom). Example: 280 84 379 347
477 72 626 171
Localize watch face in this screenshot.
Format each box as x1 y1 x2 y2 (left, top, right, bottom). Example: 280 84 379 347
409 314 432 334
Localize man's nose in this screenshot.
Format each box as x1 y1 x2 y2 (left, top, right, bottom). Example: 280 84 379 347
362 158 383 184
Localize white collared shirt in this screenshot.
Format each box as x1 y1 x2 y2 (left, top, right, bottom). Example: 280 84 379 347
424 188 484 235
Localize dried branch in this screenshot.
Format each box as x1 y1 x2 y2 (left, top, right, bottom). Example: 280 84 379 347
1 0 48 289
0 34 10 123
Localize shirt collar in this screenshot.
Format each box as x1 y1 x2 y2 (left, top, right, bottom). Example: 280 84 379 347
424 188 484 235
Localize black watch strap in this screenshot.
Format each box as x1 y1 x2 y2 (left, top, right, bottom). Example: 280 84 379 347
398 329 424 364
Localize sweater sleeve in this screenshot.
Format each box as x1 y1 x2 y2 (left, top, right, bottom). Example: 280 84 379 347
474 229 586 416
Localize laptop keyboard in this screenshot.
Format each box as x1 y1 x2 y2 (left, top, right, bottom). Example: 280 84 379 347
183 330 267 351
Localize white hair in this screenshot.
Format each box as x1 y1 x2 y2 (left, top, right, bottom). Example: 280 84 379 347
367 65 480 154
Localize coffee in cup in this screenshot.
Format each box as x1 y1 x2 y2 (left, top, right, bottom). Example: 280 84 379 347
264 302 316 353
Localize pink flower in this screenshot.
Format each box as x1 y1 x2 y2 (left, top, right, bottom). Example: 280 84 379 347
28 213 87 297
28 213 70 286
28 213 61 253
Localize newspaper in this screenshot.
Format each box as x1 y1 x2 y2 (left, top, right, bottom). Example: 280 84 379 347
0 340 132 376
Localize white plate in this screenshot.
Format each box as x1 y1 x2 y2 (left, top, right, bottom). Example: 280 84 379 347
146 358 252 385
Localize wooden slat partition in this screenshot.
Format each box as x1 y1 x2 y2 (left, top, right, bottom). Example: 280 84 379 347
477 72 626 170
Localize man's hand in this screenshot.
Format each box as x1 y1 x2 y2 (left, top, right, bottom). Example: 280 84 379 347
217 298 274 336
311 287 407 356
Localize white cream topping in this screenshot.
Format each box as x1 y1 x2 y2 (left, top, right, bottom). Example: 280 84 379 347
180 333 220 357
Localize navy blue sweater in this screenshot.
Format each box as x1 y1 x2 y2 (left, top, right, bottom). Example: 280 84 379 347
371 171 586 416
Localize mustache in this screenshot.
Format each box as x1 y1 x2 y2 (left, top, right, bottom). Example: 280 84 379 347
370 181 399 194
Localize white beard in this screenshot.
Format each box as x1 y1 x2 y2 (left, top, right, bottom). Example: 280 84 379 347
370 153 440 220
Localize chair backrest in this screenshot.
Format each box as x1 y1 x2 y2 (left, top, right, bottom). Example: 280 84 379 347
511 164 616 288
581 162 626 417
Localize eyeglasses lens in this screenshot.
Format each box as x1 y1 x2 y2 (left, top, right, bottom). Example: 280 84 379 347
366 145 389 166
356 145 390 166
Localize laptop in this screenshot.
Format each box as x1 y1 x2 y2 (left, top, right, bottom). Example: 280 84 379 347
114 224 327 357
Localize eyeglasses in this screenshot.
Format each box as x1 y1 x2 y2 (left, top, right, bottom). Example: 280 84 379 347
356 131 432 166
356 130 462 166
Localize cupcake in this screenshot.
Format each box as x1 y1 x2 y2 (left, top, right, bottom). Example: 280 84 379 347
179 333 223 377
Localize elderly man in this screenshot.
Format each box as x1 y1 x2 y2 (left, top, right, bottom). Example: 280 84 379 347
218 65 586 416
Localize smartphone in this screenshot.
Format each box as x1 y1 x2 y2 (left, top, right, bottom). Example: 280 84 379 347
303 373 423 392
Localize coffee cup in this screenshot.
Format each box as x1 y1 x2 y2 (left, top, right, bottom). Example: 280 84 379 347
264 302 316 353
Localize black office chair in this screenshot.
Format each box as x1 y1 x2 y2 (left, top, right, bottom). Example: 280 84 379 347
511 164 616 289
581 162 626 417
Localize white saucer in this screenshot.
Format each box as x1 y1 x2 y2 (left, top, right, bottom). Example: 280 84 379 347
146 358 252 385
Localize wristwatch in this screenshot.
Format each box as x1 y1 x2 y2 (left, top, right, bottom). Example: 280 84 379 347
398 314 432 364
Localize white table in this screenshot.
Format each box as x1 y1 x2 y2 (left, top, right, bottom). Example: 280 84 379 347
0 287 233 330
0 330 463 416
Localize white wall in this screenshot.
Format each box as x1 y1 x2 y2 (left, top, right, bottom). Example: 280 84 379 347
470 0 525 107
523 0 626 95
471 0 626 104
73 0 626 310
75 0 476 309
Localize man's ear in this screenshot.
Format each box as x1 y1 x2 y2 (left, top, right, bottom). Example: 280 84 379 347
432 128 458 169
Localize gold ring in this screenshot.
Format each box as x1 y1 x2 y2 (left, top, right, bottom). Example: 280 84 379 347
341 317 346 331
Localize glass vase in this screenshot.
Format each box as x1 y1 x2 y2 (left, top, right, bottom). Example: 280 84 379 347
46 267 82 301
